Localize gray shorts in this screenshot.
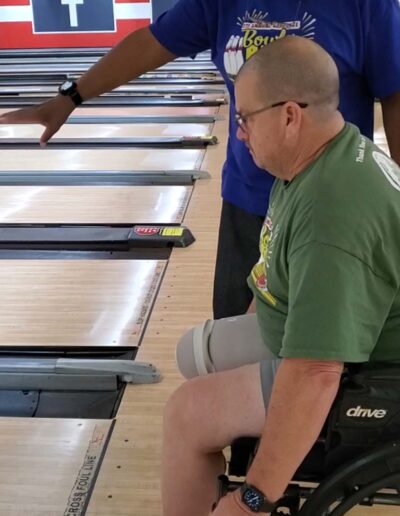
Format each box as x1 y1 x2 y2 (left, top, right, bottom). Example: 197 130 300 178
176 313 282 408
260 359 281 407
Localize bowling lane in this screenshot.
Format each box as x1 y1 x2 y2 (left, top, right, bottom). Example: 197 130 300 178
0 148 205 172
0 418 113 515
0 259 165 348
0 185 191 224
0 122 213 140
0 84 225 94
0 62 217 74
0 106 220 117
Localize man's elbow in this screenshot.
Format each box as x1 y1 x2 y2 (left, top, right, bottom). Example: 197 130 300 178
305 360 344 390
285 358 344 389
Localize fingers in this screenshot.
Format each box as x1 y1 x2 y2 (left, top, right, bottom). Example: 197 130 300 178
0 96 73 144
40 125 56 145
0 106 42 125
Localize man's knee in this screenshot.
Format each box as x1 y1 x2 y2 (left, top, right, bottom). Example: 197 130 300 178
164 379 204 441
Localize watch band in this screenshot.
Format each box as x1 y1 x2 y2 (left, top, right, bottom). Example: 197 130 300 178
69 88 83 106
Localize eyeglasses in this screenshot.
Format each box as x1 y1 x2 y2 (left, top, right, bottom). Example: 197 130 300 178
235 101 308 131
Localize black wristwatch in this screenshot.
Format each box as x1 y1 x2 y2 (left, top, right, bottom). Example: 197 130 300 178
240 483 277 513
58 80 83 106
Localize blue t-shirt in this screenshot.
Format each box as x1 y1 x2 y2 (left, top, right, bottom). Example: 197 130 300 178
150 0 400 216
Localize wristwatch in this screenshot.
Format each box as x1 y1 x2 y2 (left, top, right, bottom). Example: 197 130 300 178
58 80 83 106
240 483 277 513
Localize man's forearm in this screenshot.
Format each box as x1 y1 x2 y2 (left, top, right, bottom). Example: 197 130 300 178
246 358 343 503
76 27 176 101
381 92 400 165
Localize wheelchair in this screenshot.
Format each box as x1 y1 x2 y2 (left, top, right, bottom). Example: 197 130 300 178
218 363 400 514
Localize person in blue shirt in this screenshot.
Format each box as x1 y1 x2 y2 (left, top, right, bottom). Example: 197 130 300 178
1 1 400 320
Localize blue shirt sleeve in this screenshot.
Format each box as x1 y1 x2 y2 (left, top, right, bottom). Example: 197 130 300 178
364 0 400 98
149 0 217 57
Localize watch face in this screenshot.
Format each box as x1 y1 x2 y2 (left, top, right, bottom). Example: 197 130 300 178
60 80 74 92
243 487 263 512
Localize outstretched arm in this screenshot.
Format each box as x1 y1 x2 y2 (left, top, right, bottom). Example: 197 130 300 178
381 91 400 165
0 27 176 143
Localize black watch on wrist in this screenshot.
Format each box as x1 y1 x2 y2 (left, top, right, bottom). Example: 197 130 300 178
240 483 277 513
58 80 83 106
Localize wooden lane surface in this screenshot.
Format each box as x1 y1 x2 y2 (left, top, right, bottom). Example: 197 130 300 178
0 185 192 224
0 54 211 65
0 123 213 140
0 148 205 172
86 105 228 516
0 106 220 117
0 63 217 74
0 93 225 106
0 260 165 348
0 84 225 94
0 418 113 516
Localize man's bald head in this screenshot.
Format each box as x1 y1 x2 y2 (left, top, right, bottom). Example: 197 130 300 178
237 36 340 114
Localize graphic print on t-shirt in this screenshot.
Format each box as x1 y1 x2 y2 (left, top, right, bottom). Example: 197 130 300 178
251 202 280 306
223 9 317 80
373 151 400 192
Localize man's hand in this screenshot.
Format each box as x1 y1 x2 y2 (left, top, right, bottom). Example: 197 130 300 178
209 490 270 516
0 94 75 145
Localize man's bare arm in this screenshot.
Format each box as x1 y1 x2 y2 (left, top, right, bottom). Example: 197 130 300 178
246 358 343 503
0 28 176 143
75 27 176 101
381 91 400 165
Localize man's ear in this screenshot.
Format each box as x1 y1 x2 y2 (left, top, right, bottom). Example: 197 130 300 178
285 102 302 133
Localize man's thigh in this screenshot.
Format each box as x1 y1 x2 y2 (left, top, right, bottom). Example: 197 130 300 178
170 363 271 451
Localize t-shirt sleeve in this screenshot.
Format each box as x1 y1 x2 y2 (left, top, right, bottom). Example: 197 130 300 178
281 242 396 362
364 0 400 98
149 0 216 57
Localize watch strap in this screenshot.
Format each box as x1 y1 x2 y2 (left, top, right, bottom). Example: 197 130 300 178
69 88 83 106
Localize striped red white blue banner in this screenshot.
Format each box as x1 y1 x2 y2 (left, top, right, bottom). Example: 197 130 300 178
0 0 152 49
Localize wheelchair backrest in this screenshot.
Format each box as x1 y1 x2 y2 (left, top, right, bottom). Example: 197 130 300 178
328 364 400 451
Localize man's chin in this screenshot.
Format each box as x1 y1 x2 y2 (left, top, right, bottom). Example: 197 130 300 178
251 153 263 169
247 147 265 170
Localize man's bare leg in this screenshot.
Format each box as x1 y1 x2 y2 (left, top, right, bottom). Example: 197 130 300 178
162 363 266 516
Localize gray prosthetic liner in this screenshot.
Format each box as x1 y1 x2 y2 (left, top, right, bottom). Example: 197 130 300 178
176 313 272 379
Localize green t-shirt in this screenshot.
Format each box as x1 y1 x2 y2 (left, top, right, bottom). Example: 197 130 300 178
248 123 400 363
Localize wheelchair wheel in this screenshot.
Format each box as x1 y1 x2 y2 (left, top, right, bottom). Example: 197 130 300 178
298 440 400 515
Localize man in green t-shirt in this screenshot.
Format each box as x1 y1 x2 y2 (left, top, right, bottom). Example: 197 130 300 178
162 37 400 516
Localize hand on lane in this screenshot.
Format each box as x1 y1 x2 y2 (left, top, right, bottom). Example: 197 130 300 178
0 95 75 145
